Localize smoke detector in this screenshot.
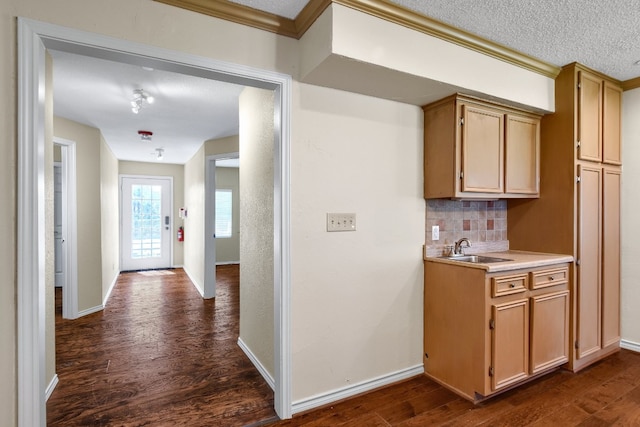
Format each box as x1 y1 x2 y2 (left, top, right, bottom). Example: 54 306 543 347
138 130 153 141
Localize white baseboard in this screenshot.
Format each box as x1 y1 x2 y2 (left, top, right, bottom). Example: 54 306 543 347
216 261 240 266
292 364 425 414
237 337 275 390
102 274 118 307
45 374 59 401
77 304 103 317
621 339 640 353
182 266 204 297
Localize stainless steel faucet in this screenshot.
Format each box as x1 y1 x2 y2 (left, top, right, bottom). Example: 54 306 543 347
453 237 471 255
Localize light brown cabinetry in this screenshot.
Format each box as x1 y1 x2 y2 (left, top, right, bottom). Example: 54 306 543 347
423 261 570 401
423 94 540 199
577 70 622 165
508 63 622 372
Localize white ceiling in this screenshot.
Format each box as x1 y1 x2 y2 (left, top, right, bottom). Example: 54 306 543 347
53 1 640 164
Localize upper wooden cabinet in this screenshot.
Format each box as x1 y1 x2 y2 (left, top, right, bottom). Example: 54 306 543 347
423 94 540 199
603 81 622 165
578 68 622 165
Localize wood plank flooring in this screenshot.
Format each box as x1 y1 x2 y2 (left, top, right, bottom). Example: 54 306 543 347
49 266 640 426
47 265 278 426
268 348 640 426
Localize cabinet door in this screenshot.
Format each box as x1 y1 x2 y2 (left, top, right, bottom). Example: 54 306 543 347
577 71 603 162
461 104 504 193
505 114 540 194
530 290 570 374
602 167 621 347
491 299 529 391
576 165 602 359
603 82 622 165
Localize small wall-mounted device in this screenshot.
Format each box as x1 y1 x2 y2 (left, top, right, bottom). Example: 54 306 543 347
179 207 187 219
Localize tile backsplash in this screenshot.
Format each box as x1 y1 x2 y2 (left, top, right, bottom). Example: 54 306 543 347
425 199 509 257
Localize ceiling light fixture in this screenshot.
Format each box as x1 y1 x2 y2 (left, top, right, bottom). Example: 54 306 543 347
138 130 153 141
155 148 164 161
131 89 154 114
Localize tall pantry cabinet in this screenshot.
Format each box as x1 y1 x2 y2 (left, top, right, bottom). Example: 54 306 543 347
508 63 622 372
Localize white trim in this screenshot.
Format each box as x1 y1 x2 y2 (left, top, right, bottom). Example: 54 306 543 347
45 375 58 402
18 17 292 424
183 265 205 298
205 152 240 299
77 305 105 317
102 274 119 308
238 337 275 390
17 17 47 427
621 339 640 353
53 137 79 320
216 261 240 266
292 365 424 415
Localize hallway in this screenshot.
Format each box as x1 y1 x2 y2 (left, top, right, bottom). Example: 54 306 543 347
47 265 277 426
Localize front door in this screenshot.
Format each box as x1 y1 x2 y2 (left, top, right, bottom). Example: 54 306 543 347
121 176 172 271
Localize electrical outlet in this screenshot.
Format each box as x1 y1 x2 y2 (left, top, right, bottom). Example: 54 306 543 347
327 213 357 232
432 225 440 241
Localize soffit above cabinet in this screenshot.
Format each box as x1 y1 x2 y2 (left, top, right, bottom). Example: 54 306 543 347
299 4 555 113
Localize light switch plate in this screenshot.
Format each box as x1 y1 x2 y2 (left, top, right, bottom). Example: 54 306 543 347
327 213 356 232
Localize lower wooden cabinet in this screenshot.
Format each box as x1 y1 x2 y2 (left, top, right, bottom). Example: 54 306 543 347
424 261 570 401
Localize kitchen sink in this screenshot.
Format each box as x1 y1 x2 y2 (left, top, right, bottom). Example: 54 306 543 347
439 255 513 264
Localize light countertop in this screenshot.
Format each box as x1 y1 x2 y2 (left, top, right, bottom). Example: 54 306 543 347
425 250 573 273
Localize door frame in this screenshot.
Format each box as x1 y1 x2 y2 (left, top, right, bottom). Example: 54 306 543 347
204 153 240 299
53 137 79 320
17 18 292 426
119 174 174 271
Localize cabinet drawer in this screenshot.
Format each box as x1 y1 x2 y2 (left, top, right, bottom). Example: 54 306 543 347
492 274 528 297
530 267 568 290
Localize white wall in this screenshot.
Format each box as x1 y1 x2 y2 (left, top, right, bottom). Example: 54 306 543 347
621 88 640 349
100 137 120 302
239 87 275 377
290 82 425 402
183 145 206 293
54 117 104 312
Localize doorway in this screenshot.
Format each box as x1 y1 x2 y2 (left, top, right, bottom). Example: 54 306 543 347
53 138 79 320
120 176 173 271
204 153 240 299
17 18 291 426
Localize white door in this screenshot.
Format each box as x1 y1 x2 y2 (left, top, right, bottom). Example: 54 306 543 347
121 176 172 271
54 163 65 287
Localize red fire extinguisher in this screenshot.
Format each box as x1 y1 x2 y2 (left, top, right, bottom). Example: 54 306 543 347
177 226 184 242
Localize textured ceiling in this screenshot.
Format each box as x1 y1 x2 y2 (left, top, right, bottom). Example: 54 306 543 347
231 0 640 81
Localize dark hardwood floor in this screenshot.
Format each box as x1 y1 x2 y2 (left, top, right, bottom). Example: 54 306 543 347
49 266 640 426
269 349 640 426
48 265 278 426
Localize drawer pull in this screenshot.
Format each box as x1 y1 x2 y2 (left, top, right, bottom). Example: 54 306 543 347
509 283 516 288
549 276 555 281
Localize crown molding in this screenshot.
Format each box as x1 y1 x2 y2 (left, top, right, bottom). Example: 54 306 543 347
622 77 640 91
154 0 560 79
153 0 299 37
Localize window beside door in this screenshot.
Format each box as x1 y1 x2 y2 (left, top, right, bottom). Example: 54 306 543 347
215 189 233 238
